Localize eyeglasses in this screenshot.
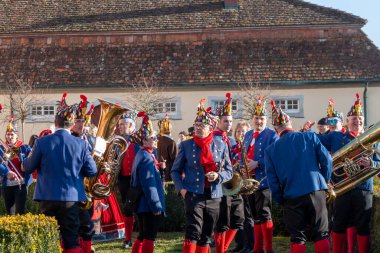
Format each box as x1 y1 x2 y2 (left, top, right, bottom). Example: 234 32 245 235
193 124 209 130
148 135 158 141
327 118 340 126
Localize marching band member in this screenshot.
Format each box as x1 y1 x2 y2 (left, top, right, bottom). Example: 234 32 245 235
22 93 97 253
71 95 95 253
304 94 380 253
213 93 244 253
117 112 140 248
157 113 177 182
0 115 32 215
130 112 166 253
231 121 254 253
171 99 233 253
243 97 278 253
326 98 345 133
317 117 330 134
265 101 332 253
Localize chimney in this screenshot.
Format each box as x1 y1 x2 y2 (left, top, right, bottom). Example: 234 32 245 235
224 0 239 10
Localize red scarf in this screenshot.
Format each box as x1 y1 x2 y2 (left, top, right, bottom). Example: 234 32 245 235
213 129 231 148
143 147 159 170
193 133 217 175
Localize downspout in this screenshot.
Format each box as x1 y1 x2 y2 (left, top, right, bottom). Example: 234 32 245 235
363 82 368 127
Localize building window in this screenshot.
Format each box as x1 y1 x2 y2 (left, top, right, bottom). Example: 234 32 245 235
212 100 239 113
271 95 304 118
31 105 55 116
157 101 177 114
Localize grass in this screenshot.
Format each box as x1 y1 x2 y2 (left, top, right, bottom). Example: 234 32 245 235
93 233 315 253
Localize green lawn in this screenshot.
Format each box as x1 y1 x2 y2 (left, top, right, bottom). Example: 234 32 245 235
93 233 315 253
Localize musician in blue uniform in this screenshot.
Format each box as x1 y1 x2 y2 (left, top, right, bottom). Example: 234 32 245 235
22 93 97 253
265 101 332 253
0 115 32 215
213 93 243 253
172 99 233 253
242 96 278 253
130 112 165 253
304 94 380 253
71 95 96 253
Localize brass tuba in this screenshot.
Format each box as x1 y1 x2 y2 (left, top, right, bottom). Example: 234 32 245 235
81 99 129 209
326 121 380 203
222 141 260 196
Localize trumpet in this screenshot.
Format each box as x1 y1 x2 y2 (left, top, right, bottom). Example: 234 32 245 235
0 139 23 187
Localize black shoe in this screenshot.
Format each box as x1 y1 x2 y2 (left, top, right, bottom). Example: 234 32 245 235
229 245 244 252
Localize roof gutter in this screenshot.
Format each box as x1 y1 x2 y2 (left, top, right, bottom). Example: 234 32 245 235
363 82 369 126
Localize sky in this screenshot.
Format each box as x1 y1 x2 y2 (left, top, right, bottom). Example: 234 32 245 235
305 0 379 48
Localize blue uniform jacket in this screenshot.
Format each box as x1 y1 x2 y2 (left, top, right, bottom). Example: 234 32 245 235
212 134 236 158
23 129 97 201
265 131 332 204
171 136 233 199
131 148 166 213
242 127 278 189
0 144 33 187
317 131 380 191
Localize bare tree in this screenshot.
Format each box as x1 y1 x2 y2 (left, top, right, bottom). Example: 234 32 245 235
123 75 173 117
3 74 49 140
237 81 272 120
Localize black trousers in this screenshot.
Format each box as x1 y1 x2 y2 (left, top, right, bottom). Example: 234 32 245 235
118 175 133 216
136 212 163 241
184 190 221 246
3 184 27 215
215 195 245 232
235 195 255 249
249 188 272 224
283 191 329 244
79 209 95 241
40 201 80 249
332 188 373 235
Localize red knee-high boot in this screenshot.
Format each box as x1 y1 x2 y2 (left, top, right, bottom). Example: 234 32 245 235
347 227 357 253
214 232 226 253
332 231 347 253
141 239 154 253
262 220 274 252
290 243 306 253
254 224 264 253
195 245 210 253
357 235 370 253
81 240 92 253
124 216 134 243
131 239 143 253
183 240 197 253
224 229 238 252
314 238 330 253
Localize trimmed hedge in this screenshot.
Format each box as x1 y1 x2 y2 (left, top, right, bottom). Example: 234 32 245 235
0 213 60 253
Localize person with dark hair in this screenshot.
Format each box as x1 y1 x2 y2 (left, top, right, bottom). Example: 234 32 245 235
0 115 32 215
28 134 39 148
317 117 329 134
172 99 233 253
22 92 98 253
265 101 332 253
157 113 177 181
130 112 166 253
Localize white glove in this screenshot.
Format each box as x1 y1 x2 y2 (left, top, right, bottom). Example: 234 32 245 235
93 137 107 157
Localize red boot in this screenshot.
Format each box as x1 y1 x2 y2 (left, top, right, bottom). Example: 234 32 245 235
131 239 143 253
81 240 92 253
183 240 197 253
331 231 347 253
214 232 226 253
195 245 210 253
124 216 134 243
262 220 274 252
347 227 357 253
224 229 238 252
314 238 330 253
254 224 264 253
141 239 154 253
291 243 306 253
357 235 370 253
